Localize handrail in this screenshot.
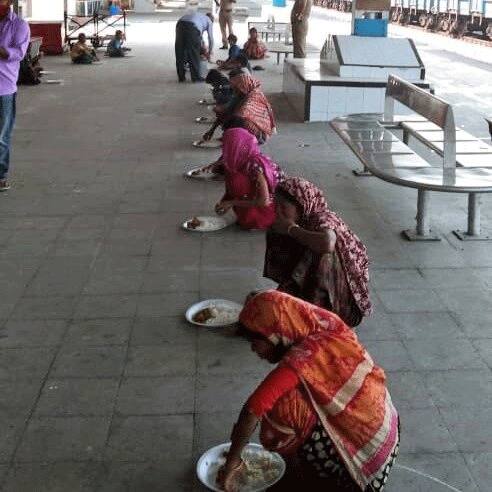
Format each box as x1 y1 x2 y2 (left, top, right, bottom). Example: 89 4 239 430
384 75 456 169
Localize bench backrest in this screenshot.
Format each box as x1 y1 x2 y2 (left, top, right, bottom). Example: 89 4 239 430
384 75 456 169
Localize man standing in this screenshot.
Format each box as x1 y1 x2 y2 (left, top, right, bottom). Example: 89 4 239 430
291 0 312 58
175 11 214 83
215 0 235 50
0 0 29 191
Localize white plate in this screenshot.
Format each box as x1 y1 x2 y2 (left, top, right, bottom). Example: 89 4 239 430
193 139 222 149
182 215 232 232
186 299 243 327
197 442 286 492
184 168 223 180
196 116 214 124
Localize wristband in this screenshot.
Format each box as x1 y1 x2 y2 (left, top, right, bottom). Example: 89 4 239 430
287 223 300 236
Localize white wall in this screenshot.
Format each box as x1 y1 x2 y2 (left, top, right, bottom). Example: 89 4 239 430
26 0 77 20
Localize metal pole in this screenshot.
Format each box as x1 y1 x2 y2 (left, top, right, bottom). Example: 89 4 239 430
416 189 430 236
467 193 481 237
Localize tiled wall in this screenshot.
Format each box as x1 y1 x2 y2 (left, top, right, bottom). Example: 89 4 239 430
309 86 410 122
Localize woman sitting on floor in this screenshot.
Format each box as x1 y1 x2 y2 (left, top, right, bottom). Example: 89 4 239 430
214 126 283 230
264 177 371 327
70 33 99 64
217 290 400 492
205 69 234 105
202 69 275 144
243 27 268 60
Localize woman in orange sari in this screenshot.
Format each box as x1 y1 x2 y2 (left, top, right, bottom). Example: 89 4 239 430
217 290 400 492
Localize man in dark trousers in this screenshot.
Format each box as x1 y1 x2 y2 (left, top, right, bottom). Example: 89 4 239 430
175 11 214 83
0 0 29 191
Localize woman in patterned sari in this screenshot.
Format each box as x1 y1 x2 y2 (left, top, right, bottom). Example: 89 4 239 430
217 290 400 492
264 177 372 327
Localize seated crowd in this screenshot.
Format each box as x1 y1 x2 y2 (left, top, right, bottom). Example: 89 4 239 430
192 67 401 492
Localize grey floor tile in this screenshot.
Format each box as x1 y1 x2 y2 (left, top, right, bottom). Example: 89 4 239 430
377 289 448 313
82 270 145 295
0 418 26 463
136 292 199 317
371 268 428 290
63 319 133 346
15 417 110 462
140 269 200 294
96 461 194 492
2 462 104 492
0 380 40 419
125 346 196 377
440 407 492 453
105 415 193 462
453 311 492 339
130 317 197 347
363 340 415 371
116 376 195 415
11 296 77 320
437 288 492 312
74 295 138 319
404 337 487 371
471 338 492 369
391 452 479 492
390 312 464 340
398 407 458 454
464 453 492 492
423 370 492 409
193 411 240 457
0 320 67 348
356 313 400 341
50 346 127 378
35 378 120 416
0 348 55 381
386 371 434 409
196 375 260 413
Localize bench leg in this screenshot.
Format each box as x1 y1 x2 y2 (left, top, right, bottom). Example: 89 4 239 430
453 193 491 240
402 129 409 145
277 53 280 65
402 189 441 241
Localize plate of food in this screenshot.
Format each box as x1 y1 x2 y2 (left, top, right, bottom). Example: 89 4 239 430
193 139 222 149
182 216 232 232
186 300 243 327
184 168 223 180
197 442 286 492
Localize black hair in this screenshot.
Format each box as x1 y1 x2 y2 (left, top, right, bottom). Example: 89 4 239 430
275 187 303 215
228 34 238 44
206 69 229 88
249 27 258 34
236 53 250 68
222 116 248 131
228 67 246 80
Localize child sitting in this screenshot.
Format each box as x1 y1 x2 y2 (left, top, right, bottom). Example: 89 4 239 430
106 30 131 57
216 34 243 70
243 27 267 60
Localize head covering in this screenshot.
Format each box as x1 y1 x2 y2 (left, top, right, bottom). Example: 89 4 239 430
240 290 399 491
275 178 372 319
230 73 276 138
206 69 230 89
221 128 282 192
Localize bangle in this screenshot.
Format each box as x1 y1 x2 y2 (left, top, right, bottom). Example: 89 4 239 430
287 223 300 236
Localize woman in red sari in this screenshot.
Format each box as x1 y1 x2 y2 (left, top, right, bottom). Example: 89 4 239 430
243 27 268 60
264 177 372 327
215 127 283 230
217 290 400 492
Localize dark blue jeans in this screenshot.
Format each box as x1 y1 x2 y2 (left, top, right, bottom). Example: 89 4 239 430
0 93 16 180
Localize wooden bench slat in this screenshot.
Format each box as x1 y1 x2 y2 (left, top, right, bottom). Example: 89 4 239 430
433 141 492 155
409 129 478 142
455 154 492 168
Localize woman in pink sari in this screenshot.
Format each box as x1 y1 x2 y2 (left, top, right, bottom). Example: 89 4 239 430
215 127 283 230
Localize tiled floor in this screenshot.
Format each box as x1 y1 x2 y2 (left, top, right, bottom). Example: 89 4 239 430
0 12 490 492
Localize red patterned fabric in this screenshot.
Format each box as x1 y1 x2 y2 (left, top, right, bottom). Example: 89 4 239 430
239 291 400 490
243 39 267 59
230 73 276 138
265 178 372 322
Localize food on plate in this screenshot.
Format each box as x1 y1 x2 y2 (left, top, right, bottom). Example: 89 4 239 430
187 217 202 229
193 307 218 324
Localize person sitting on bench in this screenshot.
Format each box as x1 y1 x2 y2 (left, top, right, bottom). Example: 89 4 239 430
243 27 267 60
106 30 130 57
71 33 99 64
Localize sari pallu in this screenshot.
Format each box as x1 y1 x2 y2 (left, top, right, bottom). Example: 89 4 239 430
230 73 276 140
239 291 400 491
243 39 268 59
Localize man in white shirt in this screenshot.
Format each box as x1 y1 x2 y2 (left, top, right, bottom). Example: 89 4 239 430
175 12 214 82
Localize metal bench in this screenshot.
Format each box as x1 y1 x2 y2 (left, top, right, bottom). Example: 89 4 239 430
331 75 492 241
247 21 291 42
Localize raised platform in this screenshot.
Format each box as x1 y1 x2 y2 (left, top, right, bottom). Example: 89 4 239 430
283 59 432 122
